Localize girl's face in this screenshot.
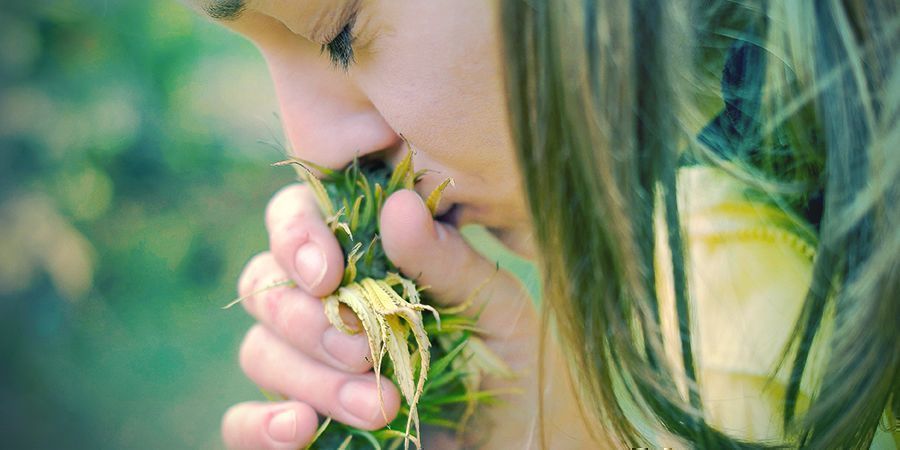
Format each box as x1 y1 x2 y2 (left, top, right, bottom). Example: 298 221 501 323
201 0 532 255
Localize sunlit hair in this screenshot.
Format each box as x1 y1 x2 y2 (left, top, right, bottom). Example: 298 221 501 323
501 0 898 448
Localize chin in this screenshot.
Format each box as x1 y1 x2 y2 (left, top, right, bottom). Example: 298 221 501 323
488 226 537 260
437 203 536 260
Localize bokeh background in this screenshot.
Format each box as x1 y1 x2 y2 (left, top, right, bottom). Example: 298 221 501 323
1 1 896 450
1 0 287 448
0 1 540 449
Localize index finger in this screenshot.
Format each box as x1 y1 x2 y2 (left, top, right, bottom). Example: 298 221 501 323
266 183 345 297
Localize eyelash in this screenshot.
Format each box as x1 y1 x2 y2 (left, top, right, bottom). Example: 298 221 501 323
322 20 355 71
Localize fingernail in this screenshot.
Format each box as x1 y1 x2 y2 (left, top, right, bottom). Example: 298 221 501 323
339 380 381 423
294 242 327 290
323 327 366 370
267 409 297 444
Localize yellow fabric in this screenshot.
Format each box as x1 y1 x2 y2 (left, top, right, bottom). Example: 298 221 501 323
657 166 819 442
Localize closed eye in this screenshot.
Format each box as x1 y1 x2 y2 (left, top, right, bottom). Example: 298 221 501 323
323 20 355 71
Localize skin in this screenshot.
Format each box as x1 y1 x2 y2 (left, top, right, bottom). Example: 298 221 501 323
193 0 601 448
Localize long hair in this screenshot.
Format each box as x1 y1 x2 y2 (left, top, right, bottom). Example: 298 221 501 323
501 0 899 448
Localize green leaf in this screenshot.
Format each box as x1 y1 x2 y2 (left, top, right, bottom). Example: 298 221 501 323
387 150 413 194
430 337 468 378
348 429 382 450
304 417 333 449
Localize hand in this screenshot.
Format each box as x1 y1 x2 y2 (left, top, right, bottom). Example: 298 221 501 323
221 185 598 449
222 183 400 449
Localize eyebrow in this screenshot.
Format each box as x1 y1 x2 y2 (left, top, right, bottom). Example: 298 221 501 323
204 0 247 21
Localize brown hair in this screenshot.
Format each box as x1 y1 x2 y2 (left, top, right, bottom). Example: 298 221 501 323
502 1 898 447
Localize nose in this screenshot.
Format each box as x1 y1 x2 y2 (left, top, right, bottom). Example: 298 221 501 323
256 28 401 170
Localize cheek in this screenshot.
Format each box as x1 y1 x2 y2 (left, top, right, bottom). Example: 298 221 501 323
355 0 514 174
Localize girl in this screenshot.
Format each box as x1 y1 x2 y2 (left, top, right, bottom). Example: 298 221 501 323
197 0 899 448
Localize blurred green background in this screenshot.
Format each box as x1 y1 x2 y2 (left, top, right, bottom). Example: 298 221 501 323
3 1 894 450
0 0 291 448
0 2 540 449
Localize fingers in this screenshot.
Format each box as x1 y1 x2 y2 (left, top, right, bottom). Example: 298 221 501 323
240 325 401 430
237 252 371 373
379 190 535 333
265 183 345 297
222 401 318 450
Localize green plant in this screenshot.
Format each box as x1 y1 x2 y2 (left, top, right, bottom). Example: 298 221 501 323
270 150 510 449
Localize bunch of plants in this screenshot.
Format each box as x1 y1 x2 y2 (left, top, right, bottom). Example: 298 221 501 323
231 148 511 449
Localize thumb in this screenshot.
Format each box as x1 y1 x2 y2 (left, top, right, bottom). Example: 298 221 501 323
379 190 531 319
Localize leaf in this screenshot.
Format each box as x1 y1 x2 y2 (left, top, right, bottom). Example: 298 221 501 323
306 158 504 449
348 429 382 450
221 278 294 310
327 285 388 421
304 417 333 450
350 195 364 232
428 388 514 406
374 183 385 215
425 177 455 217
323 295 359 335
272 156 336 177
343 242 364 285
275 159 335 217
326 207 353 241
412 169 429 183
425 320 483 335
384 273 421 304
403 164 415 190
357 175 375 227
373 429 419 448
419 415 459 429
337 435 353 450
424 366 471 393
384 315 415 406
259 388 286 402
387 149 414 194
430 338 469 378
363 236 380 269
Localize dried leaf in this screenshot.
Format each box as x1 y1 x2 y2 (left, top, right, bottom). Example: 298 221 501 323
374 183 385 214
363 236 380 269
330 284 392 423
425 178 455 217
304 417 333 450
221 279 295 310
349 195 364 232
336 435 353 450
323 295 359 335
387 150 413 193
343 242 364 285
275 159 335 218
273 157 336 177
